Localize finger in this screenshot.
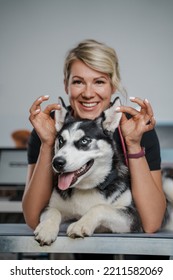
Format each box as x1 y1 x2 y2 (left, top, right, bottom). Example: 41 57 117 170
43 103 61 114
143 98 154 118
30 108 41 116
129 97 146 107
145 115 156 127
29 95 50 113
130 97 154 116
130 96 150 114
142 99 155 127
116 97 148 116
116 104 140 117
119 112 128 123
129 97 156 126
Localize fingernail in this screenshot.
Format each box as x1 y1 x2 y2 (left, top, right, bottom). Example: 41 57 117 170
35 109 40 113
44 95 50 98
144 98 149 103
116 106 121 111
129 96 135 100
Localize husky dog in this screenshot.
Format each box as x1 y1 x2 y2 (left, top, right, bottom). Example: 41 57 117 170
34 98 173 246
162 168 173 231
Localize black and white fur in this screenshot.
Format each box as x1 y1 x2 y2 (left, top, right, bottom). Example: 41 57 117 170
162 168 173 231
34 98 173 245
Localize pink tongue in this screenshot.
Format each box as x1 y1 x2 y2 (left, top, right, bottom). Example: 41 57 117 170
58 172 75 190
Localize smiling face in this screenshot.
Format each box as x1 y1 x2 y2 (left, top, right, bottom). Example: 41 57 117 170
64 60 115 120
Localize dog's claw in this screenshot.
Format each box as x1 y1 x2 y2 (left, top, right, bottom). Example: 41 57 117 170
39 240 47 247
35 236 54 246
68 233 84 239
67 220 94 238
34 220 59 246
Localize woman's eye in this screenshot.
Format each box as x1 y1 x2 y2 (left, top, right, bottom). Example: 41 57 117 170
96 80 105 84
72 80 82 84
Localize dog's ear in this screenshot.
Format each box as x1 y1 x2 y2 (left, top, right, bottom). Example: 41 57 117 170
102 97 122 132
55 97 68 132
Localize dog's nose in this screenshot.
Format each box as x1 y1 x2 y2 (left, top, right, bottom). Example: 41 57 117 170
52 157 66 171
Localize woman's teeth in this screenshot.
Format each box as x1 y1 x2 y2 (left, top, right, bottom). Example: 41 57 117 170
82 102 98 108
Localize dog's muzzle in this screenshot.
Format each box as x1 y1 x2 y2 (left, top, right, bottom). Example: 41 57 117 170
52 156 66 172
52 157 94 190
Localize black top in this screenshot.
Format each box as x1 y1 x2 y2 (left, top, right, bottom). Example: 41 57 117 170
27 113 161 171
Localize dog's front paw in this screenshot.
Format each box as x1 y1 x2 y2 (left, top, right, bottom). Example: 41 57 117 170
67 219 94 238
34 220 59 246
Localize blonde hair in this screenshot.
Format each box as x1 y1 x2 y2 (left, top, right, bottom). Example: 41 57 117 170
64 39 125 95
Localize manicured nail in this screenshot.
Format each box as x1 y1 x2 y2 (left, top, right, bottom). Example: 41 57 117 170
44 95 50 98
129 96 135 100
144 98 149 103
116 106 121 111
35 109 41 114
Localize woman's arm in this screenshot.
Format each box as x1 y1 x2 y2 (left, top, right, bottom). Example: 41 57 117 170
22 144 54 229
129 158 166 233
22 96 61 229
117 97 166 233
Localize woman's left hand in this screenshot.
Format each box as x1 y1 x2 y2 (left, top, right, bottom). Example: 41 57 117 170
116 97 156 151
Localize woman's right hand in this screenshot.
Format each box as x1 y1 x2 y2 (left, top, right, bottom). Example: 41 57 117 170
29 95 61 147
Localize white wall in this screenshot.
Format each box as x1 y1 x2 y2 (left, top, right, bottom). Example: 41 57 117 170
0 0 173 146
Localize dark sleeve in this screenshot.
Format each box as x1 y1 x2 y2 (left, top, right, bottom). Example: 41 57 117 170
27 129 41 164
141 129 161 171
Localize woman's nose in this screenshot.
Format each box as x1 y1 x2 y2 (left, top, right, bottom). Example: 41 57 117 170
82 84 95 98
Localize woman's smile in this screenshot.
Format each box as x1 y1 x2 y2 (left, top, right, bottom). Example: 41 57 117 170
65 60 115 119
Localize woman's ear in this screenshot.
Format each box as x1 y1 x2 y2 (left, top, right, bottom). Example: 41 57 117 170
64 79 68 94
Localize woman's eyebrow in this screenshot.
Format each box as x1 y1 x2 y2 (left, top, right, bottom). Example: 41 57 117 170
72 75 108 80
94 76 108 80
72 75 84 79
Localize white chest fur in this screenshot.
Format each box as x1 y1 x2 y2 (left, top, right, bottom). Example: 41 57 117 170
49 188 132 221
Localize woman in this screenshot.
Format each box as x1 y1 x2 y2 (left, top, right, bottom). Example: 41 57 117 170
22 39 166 235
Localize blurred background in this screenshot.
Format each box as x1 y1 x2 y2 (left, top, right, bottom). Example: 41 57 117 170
0 0 173 146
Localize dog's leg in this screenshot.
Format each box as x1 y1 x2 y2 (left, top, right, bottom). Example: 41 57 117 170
34 207 61 246
67 205 136 238
164 206 173 231
163 177 173 203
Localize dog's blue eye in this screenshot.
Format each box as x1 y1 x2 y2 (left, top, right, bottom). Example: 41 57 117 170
75 136 92 150
80 137 91 146
58 135 65 148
